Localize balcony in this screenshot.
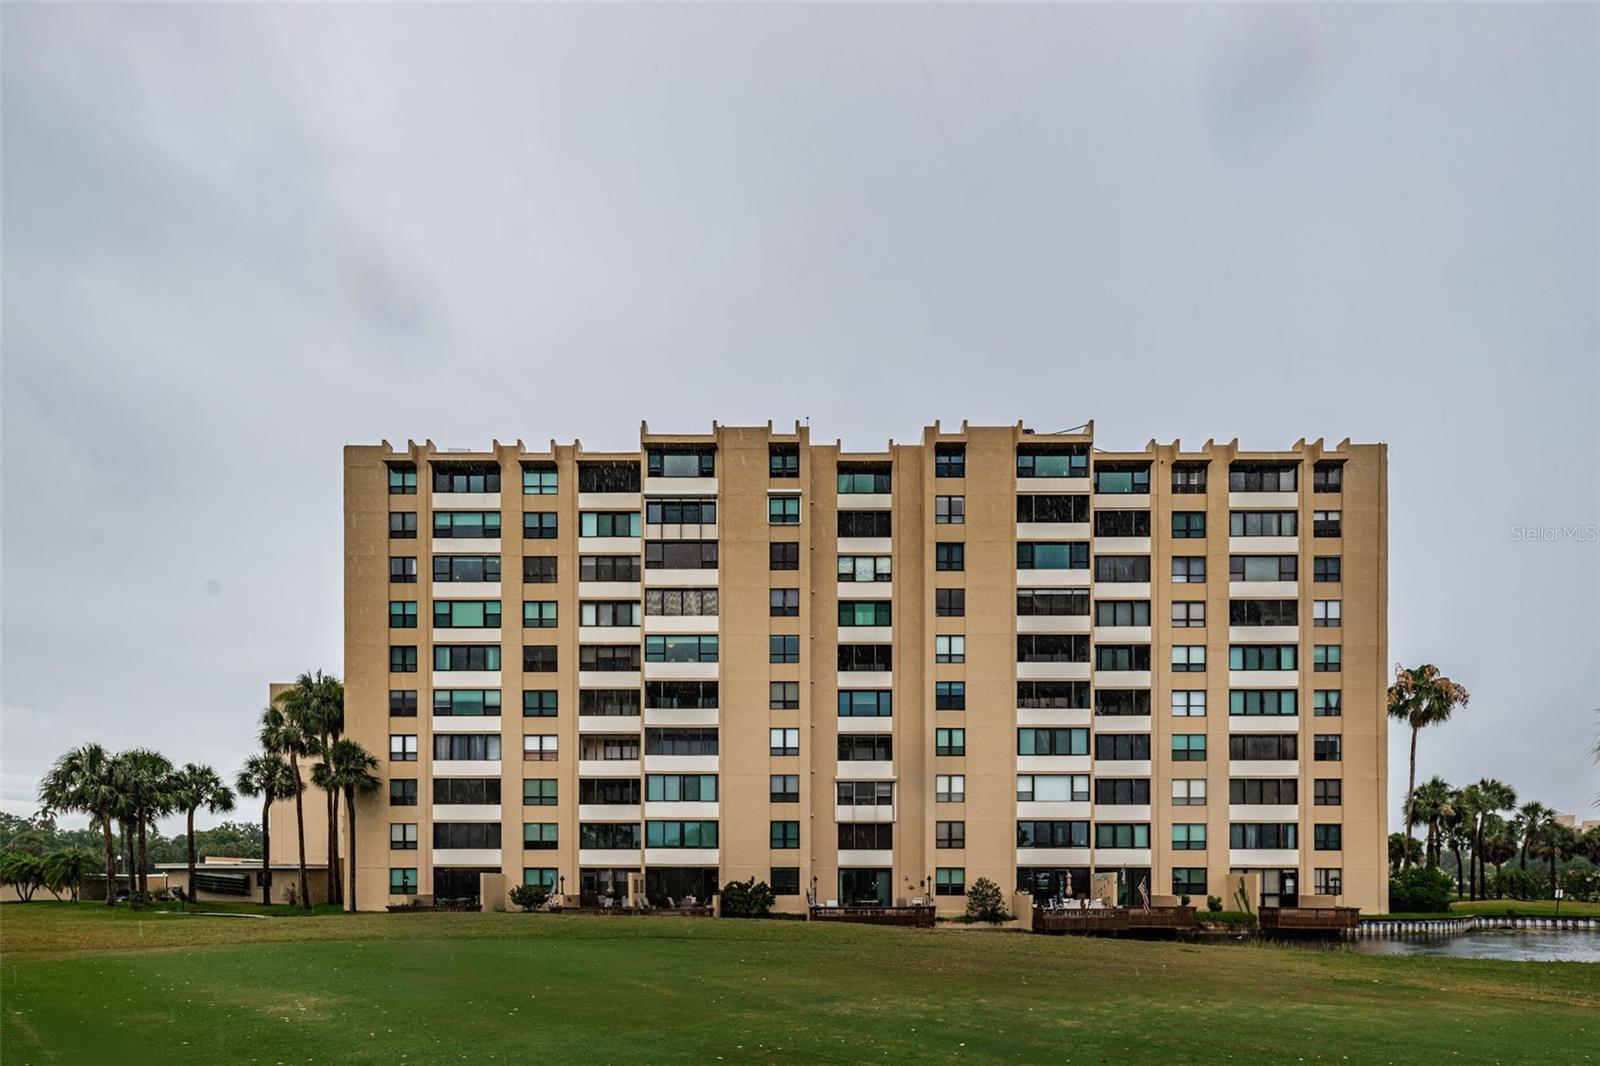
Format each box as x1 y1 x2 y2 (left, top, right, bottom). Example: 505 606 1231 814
578 759 641 778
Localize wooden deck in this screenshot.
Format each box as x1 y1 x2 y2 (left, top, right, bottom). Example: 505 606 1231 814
809 905 937 928
1259 906 1360 932
1033 905 1195 934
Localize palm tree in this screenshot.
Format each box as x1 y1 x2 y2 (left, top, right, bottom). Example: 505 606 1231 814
1469 778 1517 900
1534 822 1578 898
113 749 175 895
1387 664 1470 868
235 753 298 907
1387 832 1420 874
1478 816 1516 896
317 739 380 912
1409 776 1455 866
261 691 318 910
292 671 347 907
41 849 97 902
1513 800 1551 870
171 764 235 911
37 744 122 907
1442 802 1472 898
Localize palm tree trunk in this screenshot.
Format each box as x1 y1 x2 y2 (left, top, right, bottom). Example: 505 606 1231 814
137 814 149 895
1519 840 1528 870
100 817 117 908
290 752 310 911
1470 818 1482 900
345 790 358 913
1403 726 1419 869
122 821 134 900
260 797 273 906
1549 851 1557 898
1452 844 1465 897
326 780 342 906
186 808 198 913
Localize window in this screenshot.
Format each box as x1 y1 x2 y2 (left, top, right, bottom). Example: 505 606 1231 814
837 511 892 538
390 646 418 673
1229 600 1298 627
1313 510 1342 537
1313 600 1341 628
935 496 965 524
839 644 893 671
769 728 800 756
1314 824 1343 851
1171 690 1206 717
389 823 418 850
1094 600 1150 627
521 464 557 495
836 600 892 627
935 774 966 802
1016 494 1090 523
770 542 799 571
935 445 966 478
1017 542 1088 570
645 499 717 526
1230 555 1298 582
838 690 893 717
1172 779 1206 806
432 462 501 494
643 589 717 617
524 867 559 890
1171 645 1206 673
1313 462 1343 493
579 511 640 538
1314 868 1343 896
434 555 501 583
389 780 417 806
837 734 893 761
644 635 719 663
935 635 965 663
769 446 799 479
771 588 801 617
1016 821 1090 848
1229 690 1297 716
389 601 418 629
835 782 895 812
523 512 558 540
935 681 965 710
1095 555 1151 582
520 690 556 718
1172 464 1207 494
520 735 557 762
1093 463 1150 494
389 512 418 539
1093 644 1149 671
389 734 418 762
1313 690 1342 717
1171 601 1205 628
1313 556 1341 583
1314 734 1342 762
388 464 418 495
1313 645 1342 672
769 774 800 803
936 589 965 617
646 447 715 478
1173 868 1207 897
579 779 643 806
435 512 501 539
936 543 965 571
1171 734 1206 762
1229 823 1298 849
1230 734 1300 761
935 868 966 896
1229 645 1297 671
1314 779 1342 806
836 463 891 494
771 867 801 895
770 821 800 849
1228 462 1298 492
390 557 418 584
769 495 801 525
1230 778 1298 804
434 734 501 761
521 645 557 672
936 728 966 756
642 683 713 710
1228 511 1298 537
1017 445 1088 479
838 824 894 850
578 823 641 849
1171 557 1206 583
523 778 558 806
389 690 418 717
770 682 800 710
390 868 418 895
1094 510 1151 538
644 540 718 570
936 821 966 849
645 775 717 802
522 823 558 850
1016 774 1090 802
1017 681 1090 709
1095 778 1151 804
838 555 892 582
1095 690 1150 717
1019 589 1090 616
1018 728 1090 756
580 600 640 627
434 600 501 628
1171 512 1206 539
1171 824 1206 850
434 689 503 717
770 635 800 663
645 728 719 756
1096 734 1152 761
578 555 639 582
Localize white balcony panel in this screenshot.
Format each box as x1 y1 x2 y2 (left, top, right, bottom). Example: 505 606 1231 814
1016 755 1091 774
1016 801 1092 820
431 848 502 866
644 706 718 727
1229 715 1301 733
1094 715 1151 734
836 493 892 510
580 626 642 644
1094 493 1149 508
1229 848 1300 866
646 569 720 588
579 759 641 778
643 755 719 774
835 805 896 824
580 536 641 554
579 804 642 821
1016 615 1091 634
1228 491 1299 509
579 671 642 689
433 492 501 510
431 804 502 821
431 538 499 555
579 581 642 600
432 582 500 599
1094 626 1151 644
1092 804 1152 822
838 671 893 689
1016 476 1091 493
837 537 893 554
839 626 893 643
837 849 894 868
432 716 507 734
578 492 641 510
1094 848 1153 866
1230 581 1299 598
837 715 893 734
577 715 643 734
1229 626 1299 643
1099 760 1152 777
1093 537 1151 554
837 581 893 600
1230 804 1299 821
1016 847 1091 865
432 760 501 777
431 671 501 688
1017 569 1091 588
644 523 718 541
1016 706 1092 727
643 801 718 820
1017 661 1092 681
579 848 642 866
1017 522 1092 541
1228 536 1300 554
644 661 719 681
432 627 500 643
643 476 717 496
1229 671 1300 688
1229 760 1300 778
835 761 895 781
1093 670 1151 688
1093 582 1150 599
643 615 720 634
645 848 721 866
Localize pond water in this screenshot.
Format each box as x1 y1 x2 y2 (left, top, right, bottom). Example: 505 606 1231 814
1342 929 1600 963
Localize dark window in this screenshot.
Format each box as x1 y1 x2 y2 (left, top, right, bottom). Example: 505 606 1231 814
837 691 892 717
1314 824 1343 851
1016 821 1090 848
1228 461 1298 492
645 499 717 525
936 821 966 848
769 446 799 478
935 681 965 710
838 644 892 671
1314 734 1342 762
1016 494 1090 523
771 867 801 895
433 778 501 805
1017 728 1090 756
837 734 893 761
1314 510 1342 538
390 646 418 673
1230 779 1298 805
836 462 891 494
646 447 715 478
579 823 642 849
577 462 640 493
389 690 418 717
1017 589 1090 616
936 543 965 571
1313 462 1344 493
1230 823 1298 849
770 542 800 570
523 512 558 540
770 635 800 663
936 589 965 616
523 690 558 717
1016 681 1089 709
584 689 645 715
1016 444 1088 479
771 588 800 617
388 464 418 495
1094 734 1151 760
1171 512 1206 538
524 645 559 672
770 822 800 849
390 557 418 583
1094 555 1151 582
769 774 800 803
1093 644 1150 671
1313 557 1342 583
1229 600 1299 626
769 682 800 710
645 728 720 756
643 682 716 709
579 644 640 671
432 462 501 494
935 445 966 479
579 778 641 805
645 540 718 570
837 511 892 537
434 555 502 583
1019 634 1090 663
389 512 418 539
1017 542 1088 570
579 555 640 582
1172 463 1207 494
838 824 894 850
1092 462 1150 495
1094 510 1150 537
433 643 502 671
388 780 417 806
1173 868 1208 896
1094 823 1151 849
435 512 501 539
1095 690 1150 717
1228 645 1298 671
1314 779 1342 806
1228 734 1299 760
1230 555 1298 582
836 781 893 806
1095 778 1151 804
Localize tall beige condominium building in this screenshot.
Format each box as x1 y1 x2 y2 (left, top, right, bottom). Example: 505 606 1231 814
345 422 1387 913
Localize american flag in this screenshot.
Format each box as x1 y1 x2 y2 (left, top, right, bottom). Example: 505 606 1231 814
1138 879 1151 913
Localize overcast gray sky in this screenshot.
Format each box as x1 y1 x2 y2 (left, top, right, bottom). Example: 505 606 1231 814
3 5 1596 833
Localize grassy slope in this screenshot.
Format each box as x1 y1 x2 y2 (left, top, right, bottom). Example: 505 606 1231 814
2 903 1596 1064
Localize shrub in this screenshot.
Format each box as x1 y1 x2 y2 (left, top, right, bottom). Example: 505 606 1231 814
1492 867 1547 901
1206 895 1223 914
965 877 1006 922
720 878 775 918
0 850 45 902
1179 894 1191 907
509 883 549 912
1389 864 1453 914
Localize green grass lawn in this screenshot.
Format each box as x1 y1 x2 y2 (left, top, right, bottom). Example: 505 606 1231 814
1369 899 1600 920
2 903 1596 1064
